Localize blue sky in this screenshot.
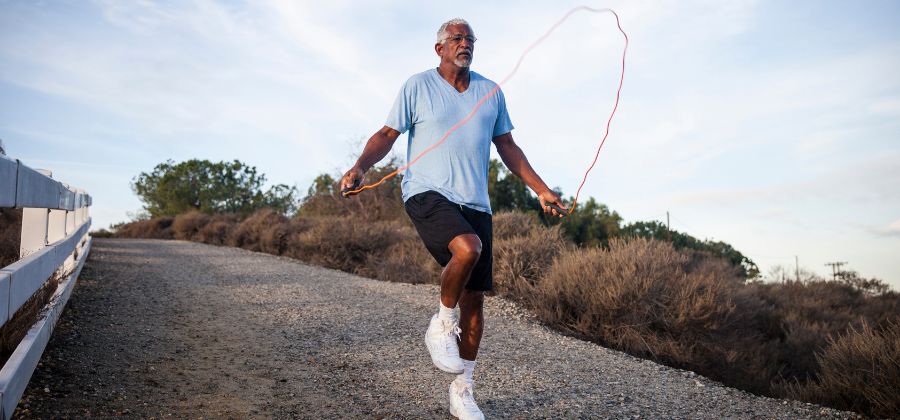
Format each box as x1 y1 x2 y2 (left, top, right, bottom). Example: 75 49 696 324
2 0 899 286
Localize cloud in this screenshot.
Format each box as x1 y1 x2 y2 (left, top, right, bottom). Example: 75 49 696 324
871 220 900 238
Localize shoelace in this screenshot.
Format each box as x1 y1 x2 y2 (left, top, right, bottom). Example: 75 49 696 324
442 319 462 341
455 381 480 411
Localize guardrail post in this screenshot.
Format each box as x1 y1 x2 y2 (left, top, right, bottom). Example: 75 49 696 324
47 210 66 244
19 209 49 259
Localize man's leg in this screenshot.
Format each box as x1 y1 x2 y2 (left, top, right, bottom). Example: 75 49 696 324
457 288 484 360
424 233 481 374
441 234 482 309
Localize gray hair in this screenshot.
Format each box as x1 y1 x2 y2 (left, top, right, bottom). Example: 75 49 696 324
436 18 473 44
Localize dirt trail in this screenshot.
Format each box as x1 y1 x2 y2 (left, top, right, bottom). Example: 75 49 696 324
14 239 854 418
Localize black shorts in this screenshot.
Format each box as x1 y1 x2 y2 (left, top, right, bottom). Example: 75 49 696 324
404 191 493 291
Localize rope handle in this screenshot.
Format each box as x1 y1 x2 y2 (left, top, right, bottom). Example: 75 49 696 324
544 202 569 217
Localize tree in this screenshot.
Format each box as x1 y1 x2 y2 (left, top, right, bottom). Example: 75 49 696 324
551 197 622 247
306 174 336 198
620 220 759 278
488 159 541 213
131 159 298 217
837 270 891 295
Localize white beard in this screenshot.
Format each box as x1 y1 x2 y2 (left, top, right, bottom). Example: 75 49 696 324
453 55 472 68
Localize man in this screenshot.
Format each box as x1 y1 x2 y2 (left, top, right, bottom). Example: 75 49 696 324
341 18 566 419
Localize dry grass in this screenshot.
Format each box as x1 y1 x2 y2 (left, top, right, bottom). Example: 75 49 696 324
115 217 174 239
529 238 778 393
0 208 22 267
493 221 570 300
195 214 241 246
286 217 405 275
781 321 900 418
171 211 211 241
493 211 543 240
366 235 440 285
0 271 63 365
109 208 900 417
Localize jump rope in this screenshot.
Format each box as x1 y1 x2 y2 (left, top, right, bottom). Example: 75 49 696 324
342 6 628 217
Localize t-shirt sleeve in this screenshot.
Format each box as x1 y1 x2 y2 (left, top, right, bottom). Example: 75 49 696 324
385 80 415 134
492 88 514 137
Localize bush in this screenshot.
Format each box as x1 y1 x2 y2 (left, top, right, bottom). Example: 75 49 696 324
196 214 241 246
532 238 776 393
90 229 115 238
783 321 900 418
492 211 542 240
227 209 293 254
172 211 211 241
752 280 900 384
493 222 569 301
366 235 439 285
286 217 404 275
115 217 174 239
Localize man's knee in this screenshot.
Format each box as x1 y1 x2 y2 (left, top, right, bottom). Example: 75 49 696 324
450 234 481 265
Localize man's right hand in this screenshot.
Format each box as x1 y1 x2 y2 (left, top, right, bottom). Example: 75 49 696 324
340 166 365 197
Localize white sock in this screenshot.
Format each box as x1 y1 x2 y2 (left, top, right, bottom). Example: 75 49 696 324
438 302 457 322
457 359 476 383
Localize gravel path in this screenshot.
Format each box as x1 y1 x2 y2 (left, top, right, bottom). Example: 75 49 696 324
14 239 857 418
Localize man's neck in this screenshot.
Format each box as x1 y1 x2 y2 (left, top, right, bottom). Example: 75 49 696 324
437 64 470 93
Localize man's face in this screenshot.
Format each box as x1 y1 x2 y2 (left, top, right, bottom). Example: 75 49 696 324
436 23 475 68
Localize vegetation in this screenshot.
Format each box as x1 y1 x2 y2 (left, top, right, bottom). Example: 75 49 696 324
101 159 900 418
0 208 21 268
131 159 299 217
621 220 759 277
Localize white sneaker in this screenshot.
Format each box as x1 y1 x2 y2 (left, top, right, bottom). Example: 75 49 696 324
424 314 464 374
449 378 485 420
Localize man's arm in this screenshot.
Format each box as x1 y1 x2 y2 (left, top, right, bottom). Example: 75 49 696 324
492 132 567 217
340 125 401 193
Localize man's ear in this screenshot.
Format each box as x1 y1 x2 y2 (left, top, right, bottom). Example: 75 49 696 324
434 42 443 57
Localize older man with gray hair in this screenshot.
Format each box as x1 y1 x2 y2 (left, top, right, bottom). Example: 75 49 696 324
341 18 565 419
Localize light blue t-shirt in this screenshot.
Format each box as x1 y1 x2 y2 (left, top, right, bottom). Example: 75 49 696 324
385 68 514 214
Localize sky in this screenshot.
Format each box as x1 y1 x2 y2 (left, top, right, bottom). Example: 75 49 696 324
1 0 898 287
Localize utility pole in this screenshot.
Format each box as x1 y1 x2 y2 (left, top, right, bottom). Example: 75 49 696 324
824 261 847 281
795 256 800 282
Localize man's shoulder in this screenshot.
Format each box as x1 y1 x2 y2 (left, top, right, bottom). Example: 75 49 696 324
469 71 499 88
404 68 437 85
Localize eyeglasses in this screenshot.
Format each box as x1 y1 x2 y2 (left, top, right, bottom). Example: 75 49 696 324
445 34 477 44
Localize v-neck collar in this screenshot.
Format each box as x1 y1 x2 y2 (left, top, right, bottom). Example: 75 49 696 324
434 68 471 95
